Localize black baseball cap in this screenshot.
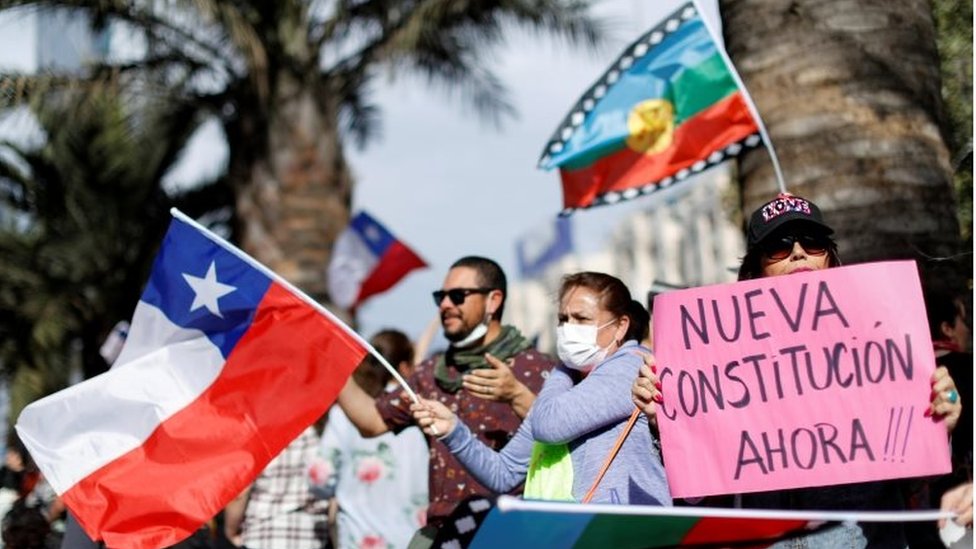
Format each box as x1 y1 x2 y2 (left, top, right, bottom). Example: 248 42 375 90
747 193 833 249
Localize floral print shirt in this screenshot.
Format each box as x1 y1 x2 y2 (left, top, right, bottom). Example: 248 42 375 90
311 405 428 549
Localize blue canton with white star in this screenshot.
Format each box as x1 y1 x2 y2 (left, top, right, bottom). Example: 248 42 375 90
350 211 394 256
140 218 273 358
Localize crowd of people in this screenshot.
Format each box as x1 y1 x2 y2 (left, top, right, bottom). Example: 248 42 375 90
2 193 972 549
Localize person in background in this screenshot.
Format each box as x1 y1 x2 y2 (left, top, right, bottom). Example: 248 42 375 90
940 482 973 528
412 271 670 506
336 256 553 546
906 287 973 547
633 193 963 547
0 438 38 520
2 500 51 549
311 330 428 549
939 482 973 548
223 427 328 549
925 287 973 475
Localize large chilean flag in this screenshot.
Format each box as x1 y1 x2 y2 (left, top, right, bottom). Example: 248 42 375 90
16 211 368 549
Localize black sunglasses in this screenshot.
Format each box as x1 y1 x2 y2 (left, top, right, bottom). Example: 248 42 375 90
761 233 829 260
432 287 492 306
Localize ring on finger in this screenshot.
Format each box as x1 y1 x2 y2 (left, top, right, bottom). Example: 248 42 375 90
946 389 959 404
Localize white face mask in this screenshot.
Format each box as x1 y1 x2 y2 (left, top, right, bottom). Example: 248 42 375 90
450 296 494 349
450 321 488 349
556 319 617 371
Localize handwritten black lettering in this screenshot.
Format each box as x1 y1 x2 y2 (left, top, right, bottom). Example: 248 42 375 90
744 289 770 340
764 430 789 472
698 365 725 414
850 418 875 462
659 368 676 421
812 281 850 330
779 345 808 397
733 418 876 480
790 428 818 469
734 431 766 479
770 283 807 332
864 340 887 383
742 353 769 403
680 299 709 350
886 335 913 380
725 360 750 409
815 423 845 465
677 370 699 417
713 295 741 343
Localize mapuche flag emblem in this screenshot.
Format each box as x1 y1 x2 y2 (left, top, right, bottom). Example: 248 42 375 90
539 2 762 213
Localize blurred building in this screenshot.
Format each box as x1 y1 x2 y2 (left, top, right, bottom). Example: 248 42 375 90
507 169 744 355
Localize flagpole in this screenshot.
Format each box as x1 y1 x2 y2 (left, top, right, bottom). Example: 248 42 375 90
494 495 952 522
693 0 788 194
169 208 421 404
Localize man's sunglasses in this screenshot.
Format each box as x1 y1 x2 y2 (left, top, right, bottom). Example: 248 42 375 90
761 233 830 260
432 287 492 306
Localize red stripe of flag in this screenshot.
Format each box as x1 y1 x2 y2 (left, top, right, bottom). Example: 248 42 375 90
681 516 812 545
63 284 367 549
356 240 428 307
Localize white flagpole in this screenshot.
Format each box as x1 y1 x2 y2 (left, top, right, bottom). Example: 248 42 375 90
169 208 421 404
495 495 952 522
693 0 788 194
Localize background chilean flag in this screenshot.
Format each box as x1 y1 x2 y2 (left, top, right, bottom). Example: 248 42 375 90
327 211 427 310
16 213 367 549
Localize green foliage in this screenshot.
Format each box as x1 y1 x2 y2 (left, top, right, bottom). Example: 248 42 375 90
932 0 973 256
0 88 231 415
0 0 604 411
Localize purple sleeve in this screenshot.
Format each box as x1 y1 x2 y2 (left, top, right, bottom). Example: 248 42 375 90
441 416 533 493
529 347 641 444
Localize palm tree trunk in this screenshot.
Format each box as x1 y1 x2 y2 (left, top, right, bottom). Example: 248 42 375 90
228 72 353 305
720 0 964 287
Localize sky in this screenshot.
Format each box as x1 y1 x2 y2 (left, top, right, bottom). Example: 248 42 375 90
348 0 720 341
0 0 721 344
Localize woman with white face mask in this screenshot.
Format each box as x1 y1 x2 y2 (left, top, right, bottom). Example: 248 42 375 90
529 271 671 504
410 272 671 506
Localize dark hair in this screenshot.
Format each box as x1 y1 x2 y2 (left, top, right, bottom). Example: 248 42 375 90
737 223 841 281
355 329 414 398
1 500 49 549
558 272 647 342
924 287 967 341
451 256 507 320
625 299 650 342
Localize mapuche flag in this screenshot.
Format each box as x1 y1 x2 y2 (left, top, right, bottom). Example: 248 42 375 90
17 211 368 549
468 496 948 548
539 1 762 213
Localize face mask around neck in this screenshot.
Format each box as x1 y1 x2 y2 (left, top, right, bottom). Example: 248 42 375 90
450 321 488 349
556 318 617 371
450 296 495 349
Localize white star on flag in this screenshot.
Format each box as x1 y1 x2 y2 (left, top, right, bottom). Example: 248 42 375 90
363 222 381 244
182 261 236 318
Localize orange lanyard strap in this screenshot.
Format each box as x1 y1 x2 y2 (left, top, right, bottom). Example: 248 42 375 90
581 407 641 503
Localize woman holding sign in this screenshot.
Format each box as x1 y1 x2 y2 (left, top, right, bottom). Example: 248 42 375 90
633 193 963 547
411 271 671 506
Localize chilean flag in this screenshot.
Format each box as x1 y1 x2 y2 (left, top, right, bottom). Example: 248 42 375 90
16 211 368 549
327 211 427 310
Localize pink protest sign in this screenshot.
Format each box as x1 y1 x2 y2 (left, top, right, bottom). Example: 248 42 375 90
653 261 951 498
